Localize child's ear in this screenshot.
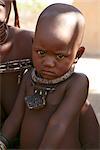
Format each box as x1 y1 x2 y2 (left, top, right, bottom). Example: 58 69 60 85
76 46 85 59
74 47 85 63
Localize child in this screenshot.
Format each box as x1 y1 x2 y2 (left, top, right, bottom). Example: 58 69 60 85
0 3 100 149
0 0 33 126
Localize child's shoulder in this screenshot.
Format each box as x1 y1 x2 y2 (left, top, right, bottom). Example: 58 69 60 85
71 72 89 83
70 72 89 83
64 72 89 90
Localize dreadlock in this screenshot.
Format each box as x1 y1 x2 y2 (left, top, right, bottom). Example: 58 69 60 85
6 0 20 28
12 0 20 27
5 1 11 24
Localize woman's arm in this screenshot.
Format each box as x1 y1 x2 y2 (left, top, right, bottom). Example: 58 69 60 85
39 73 89 149
0 73 27 146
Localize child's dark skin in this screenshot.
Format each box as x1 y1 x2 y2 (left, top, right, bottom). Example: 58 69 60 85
1 3 100 149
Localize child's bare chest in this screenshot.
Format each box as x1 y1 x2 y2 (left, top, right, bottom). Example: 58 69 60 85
20 98 59 148
20 78 69 148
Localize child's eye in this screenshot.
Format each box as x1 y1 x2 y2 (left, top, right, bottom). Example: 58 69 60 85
37 50 46 57
56 54 65 60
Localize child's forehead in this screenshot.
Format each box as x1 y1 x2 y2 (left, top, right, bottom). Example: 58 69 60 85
34 4 85 53
34 28 74 55
36 9 83 41
36 14 79 45
38 11 78 27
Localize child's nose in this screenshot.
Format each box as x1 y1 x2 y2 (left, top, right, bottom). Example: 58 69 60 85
43 56 56 67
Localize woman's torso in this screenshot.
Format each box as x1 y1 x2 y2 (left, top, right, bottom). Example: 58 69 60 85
0 26 33 116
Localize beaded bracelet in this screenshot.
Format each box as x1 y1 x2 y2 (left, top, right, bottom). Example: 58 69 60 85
0 140 7 150
0 133 9 148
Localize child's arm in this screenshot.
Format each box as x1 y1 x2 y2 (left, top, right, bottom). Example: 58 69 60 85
0 73 26 148
39 73 89 149
79 100 100 149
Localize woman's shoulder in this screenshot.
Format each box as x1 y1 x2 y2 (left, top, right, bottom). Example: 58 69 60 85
10 25 34 40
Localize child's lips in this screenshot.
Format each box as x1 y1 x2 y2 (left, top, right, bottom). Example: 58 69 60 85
41 70 56 78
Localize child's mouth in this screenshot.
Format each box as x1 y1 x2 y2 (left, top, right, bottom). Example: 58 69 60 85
40 70 56 80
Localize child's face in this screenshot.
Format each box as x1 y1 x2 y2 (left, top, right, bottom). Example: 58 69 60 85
32 18 80 80
32 40 77 80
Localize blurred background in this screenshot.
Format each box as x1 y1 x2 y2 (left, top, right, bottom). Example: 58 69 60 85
8 0 100 123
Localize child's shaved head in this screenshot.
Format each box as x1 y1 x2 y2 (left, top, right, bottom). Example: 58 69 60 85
35 3 85 51
33 3 85 79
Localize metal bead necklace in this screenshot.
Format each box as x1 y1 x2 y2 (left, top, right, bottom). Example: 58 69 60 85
25 66 74 110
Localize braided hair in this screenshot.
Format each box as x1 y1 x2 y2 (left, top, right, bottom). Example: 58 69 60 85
5 0 20 27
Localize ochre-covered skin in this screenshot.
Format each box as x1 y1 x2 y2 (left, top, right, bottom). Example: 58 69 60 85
0 0 33 122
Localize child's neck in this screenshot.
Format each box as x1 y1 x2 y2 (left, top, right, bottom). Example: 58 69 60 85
31 65 75 85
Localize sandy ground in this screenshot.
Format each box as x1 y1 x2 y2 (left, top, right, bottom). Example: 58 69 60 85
75 58 100 124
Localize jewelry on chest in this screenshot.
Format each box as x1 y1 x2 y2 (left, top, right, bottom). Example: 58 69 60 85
25 85 55 110
0 59 32 73
25 67 74 110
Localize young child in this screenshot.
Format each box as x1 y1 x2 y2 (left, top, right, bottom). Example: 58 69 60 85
0 3 99 149
0 0 33 126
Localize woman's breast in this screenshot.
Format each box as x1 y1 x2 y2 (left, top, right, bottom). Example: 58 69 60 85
1 72 20 114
